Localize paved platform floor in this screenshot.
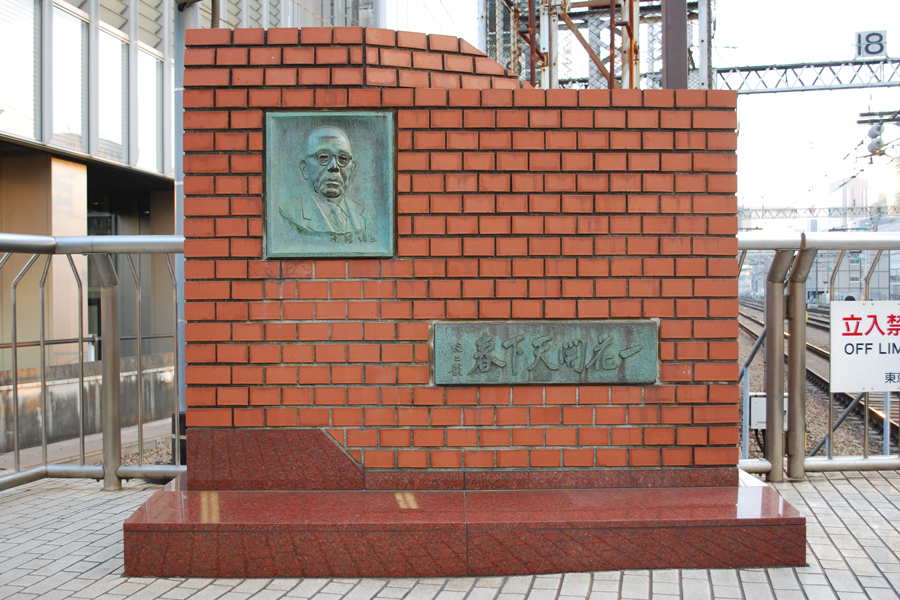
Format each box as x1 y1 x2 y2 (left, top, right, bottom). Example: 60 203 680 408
2 472 900 600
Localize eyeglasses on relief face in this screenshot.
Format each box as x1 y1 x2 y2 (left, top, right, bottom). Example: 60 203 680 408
311 152 352 167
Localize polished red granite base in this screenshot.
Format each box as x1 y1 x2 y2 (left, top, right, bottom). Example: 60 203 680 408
124 476 806 577
188 429 738 491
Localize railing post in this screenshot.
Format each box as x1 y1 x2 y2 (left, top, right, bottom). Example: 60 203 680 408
827 250 846 458
787 243 817 479
741 367 750 459
765 250 795 482
91 254 121 491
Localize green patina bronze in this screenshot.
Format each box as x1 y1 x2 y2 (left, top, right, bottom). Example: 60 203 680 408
433 320 658 385
266 111 395 258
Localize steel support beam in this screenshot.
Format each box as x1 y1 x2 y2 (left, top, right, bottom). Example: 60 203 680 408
175 4 199 416
477 0 487 52
540 0 559 88
697 0 708 89
661 0 687 88
765 250 794 482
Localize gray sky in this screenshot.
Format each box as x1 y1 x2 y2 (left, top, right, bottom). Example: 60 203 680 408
385 0 900 221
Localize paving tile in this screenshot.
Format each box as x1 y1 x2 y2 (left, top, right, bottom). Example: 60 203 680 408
738 570 768 583
403 584 442 600
559 574 590 597
708 571 738 587
834 593 867 600
523 589 556 600
342 580 386 600
499 578 531 595
650 572 678 584
248 592 290 600
826 569 864 593
649 582 678 596
620 574 649 599
739 582 774 599
679 579 709 600
445 580 475 593
531 577 560 591
465 587 499 600
772 590 804 600
766 568 799 590
287 581 330 598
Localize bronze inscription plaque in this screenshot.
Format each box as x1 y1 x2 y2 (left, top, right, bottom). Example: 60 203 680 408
433 320 659 385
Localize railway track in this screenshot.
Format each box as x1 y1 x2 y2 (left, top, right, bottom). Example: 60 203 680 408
737 300 899 438
740 298 830 331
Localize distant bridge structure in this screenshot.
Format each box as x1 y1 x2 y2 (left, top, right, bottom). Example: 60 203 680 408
738 205 900 220
716 58 900 94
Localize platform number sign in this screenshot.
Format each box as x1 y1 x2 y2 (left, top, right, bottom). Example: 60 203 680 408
855 31 887 59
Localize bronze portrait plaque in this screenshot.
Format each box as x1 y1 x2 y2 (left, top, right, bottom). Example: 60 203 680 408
265 112 395 258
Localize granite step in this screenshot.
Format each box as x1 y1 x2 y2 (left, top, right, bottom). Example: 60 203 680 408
124 474 806 578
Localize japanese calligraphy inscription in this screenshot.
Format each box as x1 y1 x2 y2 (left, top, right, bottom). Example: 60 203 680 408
433 321 658 385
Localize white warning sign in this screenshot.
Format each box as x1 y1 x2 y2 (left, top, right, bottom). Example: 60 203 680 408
830 301 900 393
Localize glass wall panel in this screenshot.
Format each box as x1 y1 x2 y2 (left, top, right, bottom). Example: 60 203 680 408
97 30 127 162
0 0 40 140
51 7 88 152
136 51 161 173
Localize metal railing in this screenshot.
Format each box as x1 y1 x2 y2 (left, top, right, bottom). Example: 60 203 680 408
737 231 900 480
3 230 896 490
0 234 186 492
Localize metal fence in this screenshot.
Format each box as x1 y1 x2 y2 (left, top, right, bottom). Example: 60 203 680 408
737 231 900 481
0 234 185 492
6 231 900 490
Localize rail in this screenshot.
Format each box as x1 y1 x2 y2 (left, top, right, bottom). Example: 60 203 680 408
736 231 900 481
0 233 186 492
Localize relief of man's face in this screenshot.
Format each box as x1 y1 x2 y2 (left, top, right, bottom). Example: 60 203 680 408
300 127 355 201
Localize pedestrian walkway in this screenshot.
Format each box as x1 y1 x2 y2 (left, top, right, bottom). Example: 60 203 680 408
2 471 900 600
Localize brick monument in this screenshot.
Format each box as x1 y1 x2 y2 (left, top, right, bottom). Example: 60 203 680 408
124 26 805 577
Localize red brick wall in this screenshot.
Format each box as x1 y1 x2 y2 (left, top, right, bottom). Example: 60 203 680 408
182 26 740 472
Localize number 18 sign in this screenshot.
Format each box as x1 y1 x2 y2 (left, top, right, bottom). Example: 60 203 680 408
830 301 900 393
855 31 887 59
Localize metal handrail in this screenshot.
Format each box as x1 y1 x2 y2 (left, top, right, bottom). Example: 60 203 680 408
0 234 184 255
738 230 900 480
738 231 900 250
0 233 185 492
